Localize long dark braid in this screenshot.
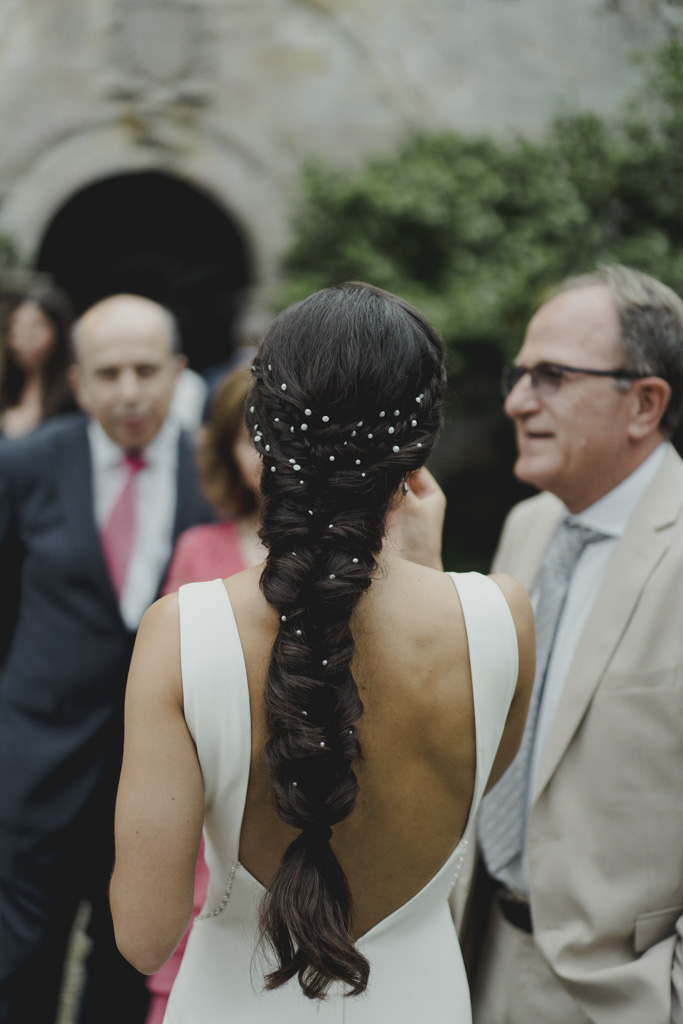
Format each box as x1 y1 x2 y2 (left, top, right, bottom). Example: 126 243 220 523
245 283 445 999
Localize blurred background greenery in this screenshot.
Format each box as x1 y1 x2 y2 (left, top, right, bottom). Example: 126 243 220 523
279 39 683 570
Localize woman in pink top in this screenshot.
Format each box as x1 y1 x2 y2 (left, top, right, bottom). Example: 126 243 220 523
145 367 265 1024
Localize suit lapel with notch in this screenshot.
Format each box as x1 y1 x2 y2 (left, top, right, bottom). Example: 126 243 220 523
172 430 213 540
172 431 195 543
532 445 683 805
55 416 122 616
492 493 563 591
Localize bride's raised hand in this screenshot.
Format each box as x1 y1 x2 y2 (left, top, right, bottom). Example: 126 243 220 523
384 466 445 571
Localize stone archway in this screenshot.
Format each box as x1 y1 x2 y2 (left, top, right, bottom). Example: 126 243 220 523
35 170 253 371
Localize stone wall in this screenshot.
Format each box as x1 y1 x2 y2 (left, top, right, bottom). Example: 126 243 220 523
0 0 675 312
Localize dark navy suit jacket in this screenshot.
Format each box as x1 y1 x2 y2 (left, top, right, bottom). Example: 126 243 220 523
0 413 214 864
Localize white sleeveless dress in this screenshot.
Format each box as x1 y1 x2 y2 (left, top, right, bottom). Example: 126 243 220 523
164 572 518 1023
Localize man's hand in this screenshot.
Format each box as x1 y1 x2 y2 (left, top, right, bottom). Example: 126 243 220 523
385 467 446 570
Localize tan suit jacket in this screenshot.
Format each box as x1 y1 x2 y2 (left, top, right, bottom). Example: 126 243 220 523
457 443 683 1024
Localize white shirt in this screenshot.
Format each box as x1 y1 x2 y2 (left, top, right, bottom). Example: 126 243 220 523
170 368 208 432
89 418 180 631
500 442 667 895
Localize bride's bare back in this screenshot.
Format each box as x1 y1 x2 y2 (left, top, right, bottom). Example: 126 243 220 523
232 554 529 938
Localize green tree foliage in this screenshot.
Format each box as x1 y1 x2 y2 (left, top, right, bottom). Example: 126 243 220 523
280 40 683 567
282 40 683 369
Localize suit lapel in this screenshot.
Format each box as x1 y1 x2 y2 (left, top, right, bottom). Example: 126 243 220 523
172 431 194 543
533 445 683 803
56 417 121 614
493 494 563 591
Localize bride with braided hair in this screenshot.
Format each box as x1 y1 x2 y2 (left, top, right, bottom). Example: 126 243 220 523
111 282 534 1022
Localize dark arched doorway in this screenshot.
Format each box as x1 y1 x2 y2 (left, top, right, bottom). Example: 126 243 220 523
35 171 253 371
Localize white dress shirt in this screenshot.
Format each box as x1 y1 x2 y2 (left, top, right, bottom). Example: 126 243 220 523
500 442 667 895
89 418 180 630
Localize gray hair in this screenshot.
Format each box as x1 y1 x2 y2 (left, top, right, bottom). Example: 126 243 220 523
552 264 683 436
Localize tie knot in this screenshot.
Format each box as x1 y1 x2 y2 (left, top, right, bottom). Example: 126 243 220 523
123 452 146 475
544 519 607 577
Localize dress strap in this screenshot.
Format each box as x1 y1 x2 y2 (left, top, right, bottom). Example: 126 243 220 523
447 572 519 812
178 579 252 867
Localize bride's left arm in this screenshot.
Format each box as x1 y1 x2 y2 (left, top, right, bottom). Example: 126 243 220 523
110 593 204 975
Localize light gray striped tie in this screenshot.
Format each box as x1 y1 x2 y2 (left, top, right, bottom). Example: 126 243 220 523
478 519 607 878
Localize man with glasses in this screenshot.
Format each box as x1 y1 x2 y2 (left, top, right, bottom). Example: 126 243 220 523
461 265 683 1024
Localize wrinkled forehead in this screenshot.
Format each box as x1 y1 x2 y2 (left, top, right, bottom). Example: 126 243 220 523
520 285 622 366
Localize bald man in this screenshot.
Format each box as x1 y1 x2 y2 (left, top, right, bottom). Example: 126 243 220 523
0 295 213 1024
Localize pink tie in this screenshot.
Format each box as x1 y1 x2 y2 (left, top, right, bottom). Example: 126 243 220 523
101 453 145 598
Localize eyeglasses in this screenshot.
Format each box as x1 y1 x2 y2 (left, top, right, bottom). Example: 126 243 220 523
501 362 647 399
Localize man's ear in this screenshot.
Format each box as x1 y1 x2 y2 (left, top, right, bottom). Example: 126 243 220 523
627 377 672 441
174 354 188 377
67 364 88 413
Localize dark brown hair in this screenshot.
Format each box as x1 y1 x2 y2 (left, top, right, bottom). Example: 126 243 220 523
198 367 256 517
0 286 75 421
246 282 445 999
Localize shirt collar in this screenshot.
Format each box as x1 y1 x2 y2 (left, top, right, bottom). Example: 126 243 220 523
567 442 668 538
87 416 180 471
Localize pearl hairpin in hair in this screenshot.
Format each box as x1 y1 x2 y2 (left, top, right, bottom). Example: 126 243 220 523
379 410 386 417
394 409 400 416
301 423 308 431
281 383 287 391
412 419 417 427
329 574 335 579
281 615 287 621
322 415 330 423
305 408 312 416
250 405 255 413
388 426 395 434
322 659 328 666
392 445 400 453
352 557 359 563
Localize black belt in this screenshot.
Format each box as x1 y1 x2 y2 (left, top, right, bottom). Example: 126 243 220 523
497 891 533 934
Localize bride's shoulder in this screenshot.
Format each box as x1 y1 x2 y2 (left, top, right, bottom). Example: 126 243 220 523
487 572 533 636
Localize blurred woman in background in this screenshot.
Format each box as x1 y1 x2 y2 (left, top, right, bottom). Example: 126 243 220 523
163 366 265 593
0 286 75 437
